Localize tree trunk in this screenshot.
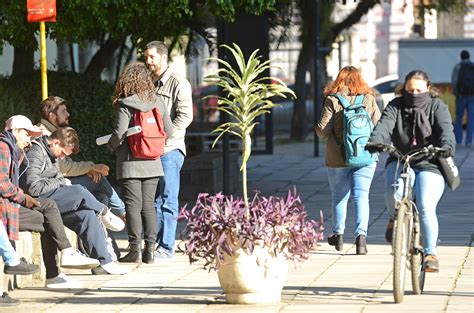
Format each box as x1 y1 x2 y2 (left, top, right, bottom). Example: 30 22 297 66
290 41 312 140
290 0 315 141
84 37 123 78
12 47 34 78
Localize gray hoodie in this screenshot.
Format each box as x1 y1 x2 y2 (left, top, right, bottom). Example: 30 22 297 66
108 94 172 180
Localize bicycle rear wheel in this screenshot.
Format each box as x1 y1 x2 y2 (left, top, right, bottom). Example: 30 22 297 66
393 203 410 303
411 218 425 294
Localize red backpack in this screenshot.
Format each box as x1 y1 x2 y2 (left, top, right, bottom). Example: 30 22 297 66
128 107 167 159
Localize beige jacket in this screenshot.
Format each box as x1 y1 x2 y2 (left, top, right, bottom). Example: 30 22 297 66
155 67 193 156
37 119 94 177
315 90 381 168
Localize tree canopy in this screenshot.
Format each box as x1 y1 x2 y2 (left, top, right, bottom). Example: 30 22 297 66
0 0 281 77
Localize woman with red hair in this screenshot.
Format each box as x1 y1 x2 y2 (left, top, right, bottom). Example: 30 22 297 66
315 66 381 254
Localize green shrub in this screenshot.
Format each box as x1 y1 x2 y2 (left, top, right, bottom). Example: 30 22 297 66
0 84 37 123
0 71 117 176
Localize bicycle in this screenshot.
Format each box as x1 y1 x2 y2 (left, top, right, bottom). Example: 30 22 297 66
366 143 446 303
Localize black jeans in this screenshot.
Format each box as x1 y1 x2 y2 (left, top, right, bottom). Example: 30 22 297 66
120 177 159 247
19 199 71 279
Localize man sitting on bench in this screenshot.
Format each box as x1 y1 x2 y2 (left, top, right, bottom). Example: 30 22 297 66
2 115 101 289
19 125 129 276
37 96 125 219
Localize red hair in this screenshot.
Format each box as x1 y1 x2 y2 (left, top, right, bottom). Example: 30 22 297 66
323 66 374 97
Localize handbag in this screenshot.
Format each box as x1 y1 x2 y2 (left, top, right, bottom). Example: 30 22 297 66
438 156 461 191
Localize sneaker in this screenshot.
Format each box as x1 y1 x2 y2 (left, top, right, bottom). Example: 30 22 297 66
99 262 130 275
118 212 126 224
0 292 20 307
424 255 439 273
153 247 175 263
100 208 125 232
45 273 84 289
60 249 100 269
4 257 40 275
385 219 394 243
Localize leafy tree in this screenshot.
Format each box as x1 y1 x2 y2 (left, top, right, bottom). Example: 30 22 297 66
0 0 280 78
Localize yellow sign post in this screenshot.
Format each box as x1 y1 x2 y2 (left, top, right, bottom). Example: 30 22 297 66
27 0 56 100
39 21 48 100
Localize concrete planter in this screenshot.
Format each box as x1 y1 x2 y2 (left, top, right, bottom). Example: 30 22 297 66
217 246 289 304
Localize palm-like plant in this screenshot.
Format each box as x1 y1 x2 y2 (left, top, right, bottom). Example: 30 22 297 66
204 43 295 213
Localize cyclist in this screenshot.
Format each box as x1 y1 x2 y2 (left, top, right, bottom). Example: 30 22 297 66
367 70 456 272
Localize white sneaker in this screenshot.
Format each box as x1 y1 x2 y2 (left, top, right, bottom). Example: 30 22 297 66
100 262 130 275
100 209 125 232
45 273 84 289
60 249 100 269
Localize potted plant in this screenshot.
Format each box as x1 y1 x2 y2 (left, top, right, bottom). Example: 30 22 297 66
179 43 324 304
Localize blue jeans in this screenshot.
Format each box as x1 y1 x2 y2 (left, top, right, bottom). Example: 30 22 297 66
61 210 112 265
39 185 105 215
327 162 376 238
384 162 445 256
69 175 125 216
155 149 185 253
0 223 18 266
454 95 474 145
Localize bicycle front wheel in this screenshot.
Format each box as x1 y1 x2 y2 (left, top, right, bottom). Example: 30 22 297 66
411 218 425 295
393 203 410 303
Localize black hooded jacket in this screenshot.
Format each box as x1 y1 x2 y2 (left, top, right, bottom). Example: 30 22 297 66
369 96 456 174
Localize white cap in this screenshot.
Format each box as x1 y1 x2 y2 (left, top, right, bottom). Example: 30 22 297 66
5 115 43 138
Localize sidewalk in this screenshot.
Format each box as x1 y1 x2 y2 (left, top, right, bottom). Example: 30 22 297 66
4 141 473 312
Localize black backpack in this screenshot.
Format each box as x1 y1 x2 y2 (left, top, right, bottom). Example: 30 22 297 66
456 62 474 95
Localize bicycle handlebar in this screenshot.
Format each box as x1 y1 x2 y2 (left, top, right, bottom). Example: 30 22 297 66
365 143 448 164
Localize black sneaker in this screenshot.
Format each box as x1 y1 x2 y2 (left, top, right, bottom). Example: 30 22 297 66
0 292 20 307
385 219 394 243
4 258 40 275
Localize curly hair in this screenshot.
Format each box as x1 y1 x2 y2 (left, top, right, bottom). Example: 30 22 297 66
323 66 374 97
112 62 155 107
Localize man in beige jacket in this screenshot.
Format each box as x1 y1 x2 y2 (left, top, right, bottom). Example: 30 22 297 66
37 96 125 218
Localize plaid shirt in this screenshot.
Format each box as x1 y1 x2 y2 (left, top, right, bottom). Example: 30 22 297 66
0 141 26 240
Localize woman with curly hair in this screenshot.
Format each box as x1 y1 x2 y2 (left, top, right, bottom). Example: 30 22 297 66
315 66 381 254
108 62 172 264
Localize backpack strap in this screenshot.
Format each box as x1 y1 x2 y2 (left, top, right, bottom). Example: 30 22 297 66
332 93 365 109
354 94 365 106
31 140 47 173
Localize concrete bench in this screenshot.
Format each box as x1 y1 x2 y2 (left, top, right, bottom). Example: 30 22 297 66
1 228 78 292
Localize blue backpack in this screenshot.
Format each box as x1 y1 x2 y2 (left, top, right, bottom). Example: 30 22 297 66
332 93 376 167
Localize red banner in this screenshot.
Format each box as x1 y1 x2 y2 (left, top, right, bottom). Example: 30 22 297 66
27 0 56 22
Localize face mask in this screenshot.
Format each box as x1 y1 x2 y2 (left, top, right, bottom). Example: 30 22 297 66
403 90 431 108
